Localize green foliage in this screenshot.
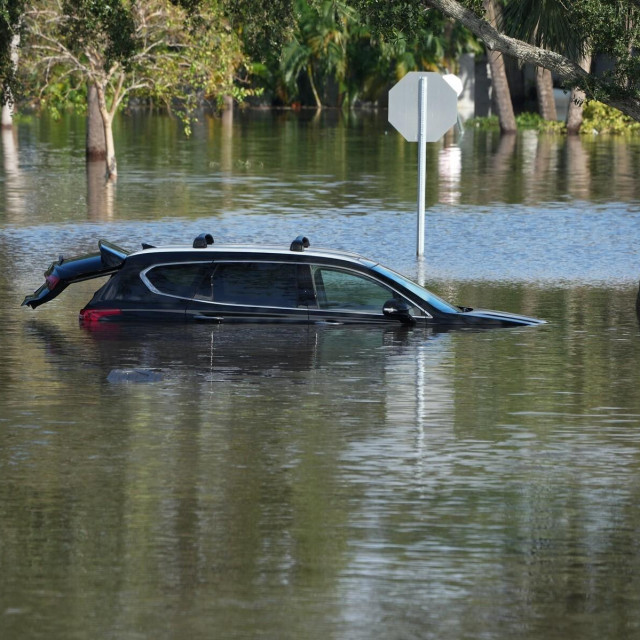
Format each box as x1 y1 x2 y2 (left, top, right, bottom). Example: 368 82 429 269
22 0 252 124
356 0 640 120
515 111 566 132
468 105 640 134
581 100 640 134
276 0 481 108
280 0 356 106
222 0 296 60
502 0 640 102
503 0 586 61
38 79 87 118
60 0 137 68
12 0 640 124
466 114 500 130
467 113 566 132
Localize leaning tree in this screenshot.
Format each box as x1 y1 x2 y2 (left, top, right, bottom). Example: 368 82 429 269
352 0 640 123
424 0 640 122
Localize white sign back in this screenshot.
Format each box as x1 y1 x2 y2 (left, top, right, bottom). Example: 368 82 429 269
388 72 458 142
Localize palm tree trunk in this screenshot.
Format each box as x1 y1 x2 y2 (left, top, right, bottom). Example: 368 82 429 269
483 0 517 134
307 64 323 110
1 32 20 129
566 54 591 135
536 66 557 120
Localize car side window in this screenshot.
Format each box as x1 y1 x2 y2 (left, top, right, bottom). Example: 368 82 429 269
312 267 394 312
144 264 210 298
196 262 308 308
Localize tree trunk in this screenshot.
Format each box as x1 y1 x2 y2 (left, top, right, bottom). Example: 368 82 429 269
566 54 591 135
483 0 517 133
307 64 322 109
103 116 117 180
536 66 557 120
86 83 107 160
1 104 12 129
1 32 20 130
221 93 234 127
95 84 117 180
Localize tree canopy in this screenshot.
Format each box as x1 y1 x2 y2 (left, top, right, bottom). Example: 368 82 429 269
386 0 640 120
2 0 640 122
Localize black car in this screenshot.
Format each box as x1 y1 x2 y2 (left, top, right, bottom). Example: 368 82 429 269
22 234 545 328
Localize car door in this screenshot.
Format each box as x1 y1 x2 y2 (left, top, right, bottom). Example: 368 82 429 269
308 265 422 325
185 261 312 323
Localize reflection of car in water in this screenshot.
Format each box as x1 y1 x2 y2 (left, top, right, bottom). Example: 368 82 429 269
23 234 545 328
25 319 449 385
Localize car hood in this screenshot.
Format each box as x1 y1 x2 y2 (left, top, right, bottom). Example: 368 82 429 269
459 308 546 327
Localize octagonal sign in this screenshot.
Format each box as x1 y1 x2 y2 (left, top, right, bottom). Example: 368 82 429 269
388 72 458 142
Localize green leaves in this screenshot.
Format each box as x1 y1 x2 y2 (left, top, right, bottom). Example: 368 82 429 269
60 0 137 68
277 0 481 107
23 0 251 125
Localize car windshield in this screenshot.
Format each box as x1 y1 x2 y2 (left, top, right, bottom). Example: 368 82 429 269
371 265 460 314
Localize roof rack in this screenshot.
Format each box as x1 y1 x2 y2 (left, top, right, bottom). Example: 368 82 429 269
193 233 214 248
290 235 310 252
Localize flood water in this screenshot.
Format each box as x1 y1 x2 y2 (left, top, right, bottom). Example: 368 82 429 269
1 110 640 639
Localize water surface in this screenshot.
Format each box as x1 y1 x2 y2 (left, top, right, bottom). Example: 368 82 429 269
1 111 640 639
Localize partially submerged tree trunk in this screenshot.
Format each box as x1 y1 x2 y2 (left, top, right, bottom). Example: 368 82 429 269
95 82 119 180
483 0 517 133
536 66 557 121
1 103 12 129
566 54 592 135
86 83 107 161
307 64 322 109
1 32 20 130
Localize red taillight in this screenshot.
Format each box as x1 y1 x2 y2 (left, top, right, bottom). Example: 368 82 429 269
45 274 60 289
79 309 122 323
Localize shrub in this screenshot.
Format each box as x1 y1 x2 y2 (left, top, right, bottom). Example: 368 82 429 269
580 101 640 135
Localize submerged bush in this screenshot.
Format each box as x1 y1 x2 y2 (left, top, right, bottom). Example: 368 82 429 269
466 104 640 135
515 112 566 132
465 115 499 130
465 113 565 132
580 101 640 135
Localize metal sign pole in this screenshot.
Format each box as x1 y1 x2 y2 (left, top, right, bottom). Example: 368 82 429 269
388 71 459 257
417 76 428 257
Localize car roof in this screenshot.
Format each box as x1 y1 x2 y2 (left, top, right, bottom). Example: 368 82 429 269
129 243 379 268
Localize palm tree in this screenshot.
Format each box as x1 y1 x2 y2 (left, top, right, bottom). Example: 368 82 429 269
502 0 588 125
483 0 517 133
280 0 482 109
280 0 356 108
566 53 591 134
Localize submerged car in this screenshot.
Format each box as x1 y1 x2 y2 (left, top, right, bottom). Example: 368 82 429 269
22 234 545 328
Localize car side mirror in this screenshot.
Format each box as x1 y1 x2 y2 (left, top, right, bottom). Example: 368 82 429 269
383 299 415 326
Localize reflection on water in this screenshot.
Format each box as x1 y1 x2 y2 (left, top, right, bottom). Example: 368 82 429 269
2 113 640 639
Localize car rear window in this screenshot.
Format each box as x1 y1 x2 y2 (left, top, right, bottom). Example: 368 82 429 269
144 264 210 298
